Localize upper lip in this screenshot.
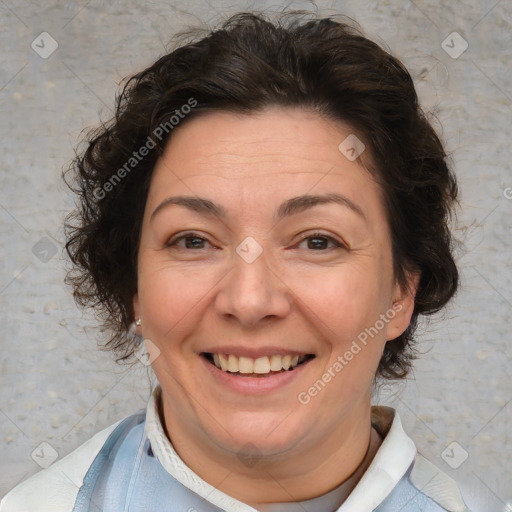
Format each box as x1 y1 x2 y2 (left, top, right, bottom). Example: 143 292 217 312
199 346 315 358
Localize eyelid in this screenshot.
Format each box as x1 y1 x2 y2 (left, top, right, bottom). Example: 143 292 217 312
296 231 347 250
165 230 347 250
165 231 212 248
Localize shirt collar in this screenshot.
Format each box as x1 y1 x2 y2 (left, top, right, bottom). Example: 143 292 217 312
144 386 416 512
337 406 416 511
144 386 255 512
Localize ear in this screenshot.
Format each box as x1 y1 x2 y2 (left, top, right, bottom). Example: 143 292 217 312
385 271 420 341
133 292 142 336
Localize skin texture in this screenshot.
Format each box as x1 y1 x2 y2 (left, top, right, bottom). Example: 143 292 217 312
133 107 418 505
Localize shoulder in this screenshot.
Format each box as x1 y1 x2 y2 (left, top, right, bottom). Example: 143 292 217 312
379 453 470 512
361 406 470 512
0 415 136 512
410 453 470 511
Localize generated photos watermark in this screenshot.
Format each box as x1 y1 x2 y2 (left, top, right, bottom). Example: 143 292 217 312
297 303 403 405
93 97 198 200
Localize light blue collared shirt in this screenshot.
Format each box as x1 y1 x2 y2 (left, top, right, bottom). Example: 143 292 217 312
1 386 470 512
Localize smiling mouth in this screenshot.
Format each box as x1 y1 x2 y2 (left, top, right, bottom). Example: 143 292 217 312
202 353 315 377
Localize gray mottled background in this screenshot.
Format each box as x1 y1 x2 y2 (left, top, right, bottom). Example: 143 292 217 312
0 1 511 510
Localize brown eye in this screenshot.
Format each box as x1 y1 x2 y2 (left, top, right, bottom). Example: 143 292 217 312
298 233 344 251
166 232 212 249
307 236 330 250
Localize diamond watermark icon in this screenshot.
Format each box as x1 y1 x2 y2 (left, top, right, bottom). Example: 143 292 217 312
338 134 365 161
441 32 468 59
236 236 263 264
31 31 59 59
32 236 58 263
31 441 58 469
441 441 468 469
237 442 263 468
135 338 161 366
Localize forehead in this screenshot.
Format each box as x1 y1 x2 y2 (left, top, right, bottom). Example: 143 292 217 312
146 107 384 220
159 107 367 173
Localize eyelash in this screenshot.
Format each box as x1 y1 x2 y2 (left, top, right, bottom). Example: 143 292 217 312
166 231 213 250
166 231 345 251
297 232 345 251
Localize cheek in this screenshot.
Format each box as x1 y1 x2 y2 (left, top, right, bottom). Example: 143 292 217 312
306 273 387 394
138 262 218 341
287 264 386 337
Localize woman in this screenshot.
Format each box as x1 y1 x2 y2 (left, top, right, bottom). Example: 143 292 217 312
1 11 470 512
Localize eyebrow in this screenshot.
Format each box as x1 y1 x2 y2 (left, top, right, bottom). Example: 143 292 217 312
276 193 366 221
150 196 227 222
150 193 366 222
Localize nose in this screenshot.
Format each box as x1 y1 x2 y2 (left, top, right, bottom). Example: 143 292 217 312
214 246 291 327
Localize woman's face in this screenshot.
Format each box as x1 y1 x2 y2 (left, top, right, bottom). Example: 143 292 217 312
133 107 416 458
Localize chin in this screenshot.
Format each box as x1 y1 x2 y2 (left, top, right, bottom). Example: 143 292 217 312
206 408 307 458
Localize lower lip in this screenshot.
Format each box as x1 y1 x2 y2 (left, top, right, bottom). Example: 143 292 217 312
200 355 313 395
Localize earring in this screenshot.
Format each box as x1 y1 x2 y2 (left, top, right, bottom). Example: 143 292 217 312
135 319 141 326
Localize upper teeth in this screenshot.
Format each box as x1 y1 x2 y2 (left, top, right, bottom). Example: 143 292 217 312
211 354 305 374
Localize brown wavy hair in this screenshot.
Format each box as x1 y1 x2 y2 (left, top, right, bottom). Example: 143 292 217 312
63 11 459 379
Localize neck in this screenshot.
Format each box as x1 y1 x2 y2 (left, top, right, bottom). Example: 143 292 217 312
159 394 381 505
